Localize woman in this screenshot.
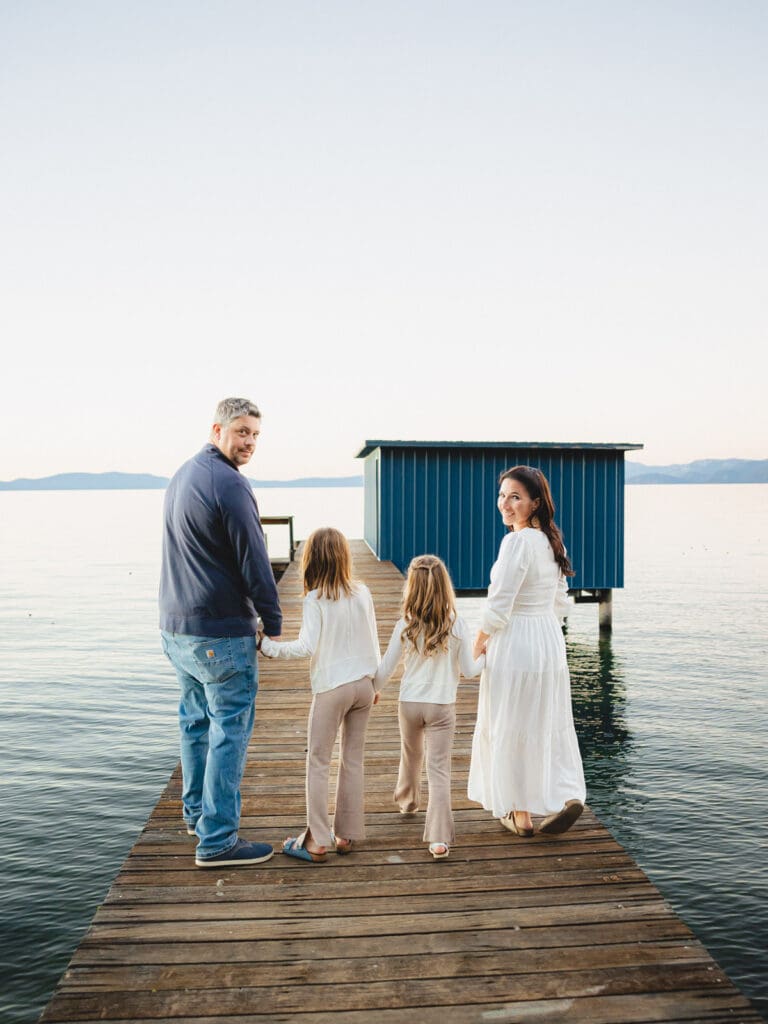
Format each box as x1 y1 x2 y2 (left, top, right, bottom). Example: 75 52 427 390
467 466 586 836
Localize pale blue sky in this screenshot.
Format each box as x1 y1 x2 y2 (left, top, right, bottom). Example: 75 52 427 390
2 1 766 480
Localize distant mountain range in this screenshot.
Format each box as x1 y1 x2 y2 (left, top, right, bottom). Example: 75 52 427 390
0 472 364 491
0 459 765 490
625 459 768 484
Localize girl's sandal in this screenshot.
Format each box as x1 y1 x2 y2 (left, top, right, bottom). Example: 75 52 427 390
282 830 327 863
332 832 354 855
429 842 450 860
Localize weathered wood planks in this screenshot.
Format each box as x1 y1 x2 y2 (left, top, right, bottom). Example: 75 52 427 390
40 541 760 1023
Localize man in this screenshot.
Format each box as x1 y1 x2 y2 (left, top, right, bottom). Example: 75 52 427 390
160 397 282 867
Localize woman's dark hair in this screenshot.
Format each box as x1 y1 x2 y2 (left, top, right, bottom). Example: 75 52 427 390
499 466 575 577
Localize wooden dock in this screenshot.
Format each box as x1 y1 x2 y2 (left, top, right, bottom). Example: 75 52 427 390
41 541 759 1023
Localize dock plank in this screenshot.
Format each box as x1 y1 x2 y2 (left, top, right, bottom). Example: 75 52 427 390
40 541 758 1023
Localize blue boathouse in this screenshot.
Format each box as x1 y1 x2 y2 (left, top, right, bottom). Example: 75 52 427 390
355 440 643 628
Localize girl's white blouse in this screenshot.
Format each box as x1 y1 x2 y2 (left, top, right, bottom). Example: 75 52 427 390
374 615 484 705
260 583 380 694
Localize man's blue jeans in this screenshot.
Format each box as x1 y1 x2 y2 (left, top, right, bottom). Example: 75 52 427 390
160 631 258 860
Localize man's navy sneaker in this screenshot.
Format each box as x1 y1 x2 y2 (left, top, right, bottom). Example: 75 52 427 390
185 821 197 836
195 838 274 868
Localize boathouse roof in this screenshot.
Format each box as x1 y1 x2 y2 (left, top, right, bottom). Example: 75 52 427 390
356 440 643 457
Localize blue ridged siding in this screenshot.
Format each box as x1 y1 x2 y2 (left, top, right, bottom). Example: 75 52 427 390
359 444 634 591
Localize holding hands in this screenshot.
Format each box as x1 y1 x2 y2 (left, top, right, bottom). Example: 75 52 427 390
473 630 489 660
257 631 281 655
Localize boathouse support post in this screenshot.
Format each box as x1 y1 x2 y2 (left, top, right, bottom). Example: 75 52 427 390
598 589 613 633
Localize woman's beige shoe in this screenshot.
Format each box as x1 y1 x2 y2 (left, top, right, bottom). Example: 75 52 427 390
538 800 584 835
500 812 534 838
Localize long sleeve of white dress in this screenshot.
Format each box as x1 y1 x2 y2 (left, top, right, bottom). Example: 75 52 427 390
480 531 531 635
553 573 574 624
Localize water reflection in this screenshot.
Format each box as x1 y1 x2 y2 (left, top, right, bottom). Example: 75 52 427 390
566 633 645 824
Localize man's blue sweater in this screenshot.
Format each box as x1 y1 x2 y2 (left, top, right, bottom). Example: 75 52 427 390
159 444 282 637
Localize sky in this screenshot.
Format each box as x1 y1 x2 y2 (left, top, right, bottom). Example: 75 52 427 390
1 1 766 481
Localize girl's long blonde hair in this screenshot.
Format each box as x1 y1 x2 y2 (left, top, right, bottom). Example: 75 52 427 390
301 527 354 599
401 554 456 656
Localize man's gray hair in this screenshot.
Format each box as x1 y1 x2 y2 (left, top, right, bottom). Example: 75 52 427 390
214 397 261 426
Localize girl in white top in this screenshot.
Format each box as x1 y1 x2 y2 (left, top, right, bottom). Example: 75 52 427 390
261 528 380 862
374 555 484 860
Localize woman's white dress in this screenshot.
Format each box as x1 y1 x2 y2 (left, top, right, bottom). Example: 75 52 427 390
468 528 586 817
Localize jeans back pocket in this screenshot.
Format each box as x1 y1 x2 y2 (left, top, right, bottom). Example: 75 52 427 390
190 638 239 684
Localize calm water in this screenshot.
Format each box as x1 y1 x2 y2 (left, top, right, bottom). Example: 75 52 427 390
0 485 766 1021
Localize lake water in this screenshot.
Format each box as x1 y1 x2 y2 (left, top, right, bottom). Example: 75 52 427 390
0 484 766 1021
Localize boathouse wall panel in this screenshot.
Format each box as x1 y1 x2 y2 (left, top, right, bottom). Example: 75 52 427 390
357 442 639 591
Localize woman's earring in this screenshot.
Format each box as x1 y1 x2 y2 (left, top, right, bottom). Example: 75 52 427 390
531 512 541 529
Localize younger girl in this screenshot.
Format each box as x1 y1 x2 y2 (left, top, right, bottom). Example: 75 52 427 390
374 555 484 860
260 528 380 862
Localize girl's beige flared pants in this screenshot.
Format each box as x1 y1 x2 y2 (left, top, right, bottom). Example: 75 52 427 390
396 701 456 843
306 675 374 847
